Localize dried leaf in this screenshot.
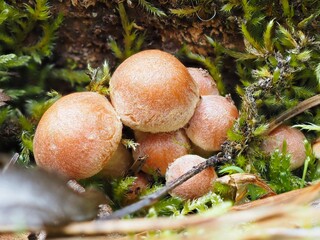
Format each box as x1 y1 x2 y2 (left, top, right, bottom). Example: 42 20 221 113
232 182 320 211
0 164 106 231
216 173 276 204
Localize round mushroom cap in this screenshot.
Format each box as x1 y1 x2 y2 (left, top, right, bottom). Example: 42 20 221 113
33 92 123 180
166 154 217 200
187 67 219 96
186 95 239 152
123 172 150 205
312 138 320 159
110 49 199 133
262 125 306 170
99 143 133 179
133 129 191 176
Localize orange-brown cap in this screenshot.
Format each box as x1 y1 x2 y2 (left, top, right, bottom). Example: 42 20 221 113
99 143 133 179
312 138 320 159
262 125 306 170
123 172 151 205
187 67 219 96
110 49 200 133
33 92 123 180
133 129 191 176
166 154 217 200
186 95 238 152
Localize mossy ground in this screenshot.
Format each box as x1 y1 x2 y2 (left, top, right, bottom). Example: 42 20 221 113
1 0 320 238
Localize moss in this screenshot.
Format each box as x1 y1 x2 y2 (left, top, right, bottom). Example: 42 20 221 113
0 1 88 161
1 0 320 218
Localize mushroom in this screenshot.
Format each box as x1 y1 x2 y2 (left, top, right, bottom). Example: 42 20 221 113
133 129 191 176
110 49 200 133
165 154 217 200
185 95 239 152
99 143 133 179
123 172 151 205
187 67 219 96
312 138 320 159
33 92 122 180
262 125 306 170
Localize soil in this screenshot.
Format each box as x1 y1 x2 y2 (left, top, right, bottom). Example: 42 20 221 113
51 1 244 69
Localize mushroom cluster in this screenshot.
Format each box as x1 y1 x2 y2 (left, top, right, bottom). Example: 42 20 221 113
33 49 239 201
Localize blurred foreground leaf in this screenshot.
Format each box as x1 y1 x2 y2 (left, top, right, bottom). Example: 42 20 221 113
0 162 105 231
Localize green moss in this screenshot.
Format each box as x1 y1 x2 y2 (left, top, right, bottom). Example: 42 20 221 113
108 2 144 63
1 0 320 219
0 1 90 163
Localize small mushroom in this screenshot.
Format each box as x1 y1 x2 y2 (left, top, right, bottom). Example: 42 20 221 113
123 172 151 205
133 129 191 176
312 138 320 159
186 95 239 152
110 49 200 133
187 67 219 96
99 143 133 179
262 125 306 170
166 154 217 200
33 92 122 180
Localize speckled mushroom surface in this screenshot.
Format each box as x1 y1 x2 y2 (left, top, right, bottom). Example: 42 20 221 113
110 49 200 133
100 143 133 179
133 129 191 176
262 125 306 170
186 95 239 152
166 154 217 200
33 92 122 180
187 67 219 96
312 138 320 159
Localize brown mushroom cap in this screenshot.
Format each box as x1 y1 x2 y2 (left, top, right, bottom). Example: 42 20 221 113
33 92 123 180
166 154 217 200
123 172 151 205
99 143 133 179
133 129 191 176
262 125 306 170
185 95 239 152
187 67 219 96
312 138 320 159
110 49 199 133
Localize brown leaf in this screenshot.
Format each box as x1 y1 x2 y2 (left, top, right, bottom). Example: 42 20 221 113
216 173 276 204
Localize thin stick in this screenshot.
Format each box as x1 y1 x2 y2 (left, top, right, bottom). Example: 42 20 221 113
105 155 226 219
266 94 320 134
47 197 320 236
